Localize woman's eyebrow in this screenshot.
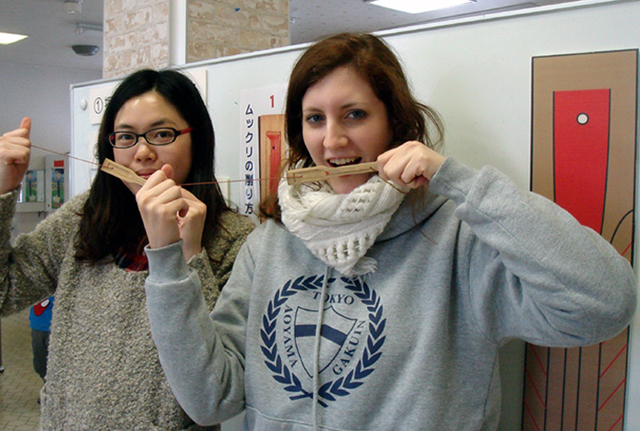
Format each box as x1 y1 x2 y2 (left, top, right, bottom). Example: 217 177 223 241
114 118 177 130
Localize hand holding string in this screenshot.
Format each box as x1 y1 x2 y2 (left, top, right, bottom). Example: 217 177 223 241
0 117 32 195
136 164 206 261
376 141 446 189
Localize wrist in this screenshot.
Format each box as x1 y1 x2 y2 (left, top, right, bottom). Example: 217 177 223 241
183 245 203 262
146 226 181 250
426 155 447 180
0 182 21 196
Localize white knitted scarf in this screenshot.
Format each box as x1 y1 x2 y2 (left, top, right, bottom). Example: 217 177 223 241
279 175 408 277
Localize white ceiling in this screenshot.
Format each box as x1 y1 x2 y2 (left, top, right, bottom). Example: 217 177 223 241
0 0 104 72
289 0 578 43
0 0 579 74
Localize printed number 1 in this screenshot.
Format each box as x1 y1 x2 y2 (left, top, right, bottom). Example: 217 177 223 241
270 94 275 108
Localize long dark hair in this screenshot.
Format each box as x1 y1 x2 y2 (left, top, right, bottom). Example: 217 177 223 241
75 68 229 263
261 32 444 218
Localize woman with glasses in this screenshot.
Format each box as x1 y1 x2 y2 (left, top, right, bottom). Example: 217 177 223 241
0 69 254 430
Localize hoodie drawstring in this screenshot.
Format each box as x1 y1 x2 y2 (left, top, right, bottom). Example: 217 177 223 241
312 267 330 431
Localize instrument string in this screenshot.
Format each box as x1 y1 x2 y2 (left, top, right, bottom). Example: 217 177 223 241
30 144 407 192
31 144 100 168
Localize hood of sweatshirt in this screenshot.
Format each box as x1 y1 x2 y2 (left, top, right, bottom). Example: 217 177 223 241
300 188 449 430
376 187 449 243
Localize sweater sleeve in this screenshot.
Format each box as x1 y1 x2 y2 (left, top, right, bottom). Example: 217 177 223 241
0 190 79 316
429 158 637 346
146 232 257 425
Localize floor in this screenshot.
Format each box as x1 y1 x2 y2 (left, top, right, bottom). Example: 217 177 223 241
0 310 247 431
0 309 43 430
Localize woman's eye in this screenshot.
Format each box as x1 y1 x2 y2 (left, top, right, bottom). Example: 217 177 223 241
347 110 366 120
117 133 134 141
306 114 323 124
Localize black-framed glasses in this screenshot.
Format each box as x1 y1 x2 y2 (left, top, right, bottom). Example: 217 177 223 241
108 127 193 149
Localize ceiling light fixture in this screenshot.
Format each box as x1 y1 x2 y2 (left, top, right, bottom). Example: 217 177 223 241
0 31 28 45
365 0 476 14
72 44 99 56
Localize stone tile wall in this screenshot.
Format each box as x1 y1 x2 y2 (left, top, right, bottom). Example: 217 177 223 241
104 0 170 79
103 0 290 79
187 0 289 61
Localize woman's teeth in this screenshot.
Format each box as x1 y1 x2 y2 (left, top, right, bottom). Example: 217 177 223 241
329 157 361 167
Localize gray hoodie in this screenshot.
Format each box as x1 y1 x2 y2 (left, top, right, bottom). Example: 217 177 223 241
145 158 636 430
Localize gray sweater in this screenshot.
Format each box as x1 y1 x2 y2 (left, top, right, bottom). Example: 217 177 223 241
145 159 636 430
0 190 255 430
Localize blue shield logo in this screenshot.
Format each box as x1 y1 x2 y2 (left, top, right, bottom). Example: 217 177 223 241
294 306 357 378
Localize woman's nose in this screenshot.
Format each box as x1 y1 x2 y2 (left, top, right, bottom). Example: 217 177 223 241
324 121 348 149
133 138 157 161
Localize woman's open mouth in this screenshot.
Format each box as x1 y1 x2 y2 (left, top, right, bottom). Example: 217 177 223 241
328 157 362 168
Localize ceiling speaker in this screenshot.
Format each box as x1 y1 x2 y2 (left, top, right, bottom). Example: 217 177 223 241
72 44 99 56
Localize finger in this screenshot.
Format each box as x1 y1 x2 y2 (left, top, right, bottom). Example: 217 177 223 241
148 183 184 206
375 157 391 181
162 189 190 219
147 169 169 184
399 159 428 185
139 190 188 223
137 180 182 213
2 117 32 139
0 137 31 165
164 197 190 219
377 146 407 180
20 117 31 136
179 189 206 218
402 165 428 189
177 204 190 219
379 141 438 187
378 152 411 183
160 164 173 179
140 169 181 196
2 128 31 140
1 149 30 166
376 146 399 165
179 187 199 202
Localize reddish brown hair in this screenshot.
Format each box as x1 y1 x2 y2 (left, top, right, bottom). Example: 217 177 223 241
261 33 444 219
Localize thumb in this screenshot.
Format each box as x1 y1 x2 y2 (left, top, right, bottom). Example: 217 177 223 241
160 164 173 179
20 117 31 136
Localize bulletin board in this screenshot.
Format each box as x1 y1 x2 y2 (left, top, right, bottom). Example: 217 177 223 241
524 49 638 431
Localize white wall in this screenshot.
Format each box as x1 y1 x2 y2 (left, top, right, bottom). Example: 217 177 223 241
0 63 101 167
0 63 101 236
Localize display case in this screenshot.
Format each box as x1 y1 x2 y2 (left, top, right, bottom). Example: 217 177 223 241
16 155 66 213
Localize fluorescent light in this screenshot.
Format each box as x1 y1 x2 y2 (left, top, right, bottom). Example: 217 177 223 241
367 0 475 14
0 31 28 45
